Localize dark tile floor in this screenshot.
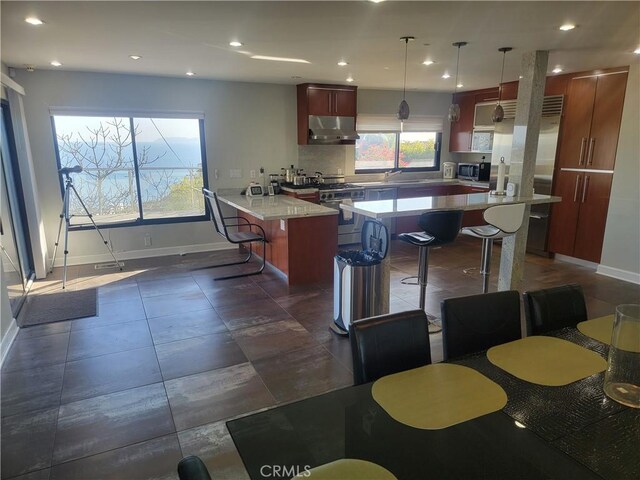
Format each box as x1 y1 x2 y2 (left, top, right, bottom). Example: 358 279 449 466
2 237 639 479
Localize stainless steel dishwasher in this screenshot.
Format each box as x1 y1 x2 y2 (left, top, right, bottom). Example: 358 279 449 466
365 187 397 235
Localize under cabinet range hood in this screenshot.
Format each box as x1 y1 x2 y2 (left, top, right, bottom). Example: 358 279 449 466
307 116 360 144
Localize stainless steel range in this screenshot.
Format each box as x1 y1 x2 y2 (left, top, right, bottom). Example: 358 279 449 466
318 184 365 245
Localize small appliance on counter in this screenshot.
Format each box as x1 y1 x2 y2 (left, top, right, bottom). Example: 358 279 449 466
457 161 491 182
443 162 456 179
268 174 281 194
244 182 264 197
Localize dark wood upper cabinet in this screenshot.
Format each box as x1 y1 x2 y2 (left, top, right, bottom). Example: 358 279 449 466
499 81 519 101
557 76 598 169
557 71 627 170
297 83 358 145
588 73 628 170
448 92 476 152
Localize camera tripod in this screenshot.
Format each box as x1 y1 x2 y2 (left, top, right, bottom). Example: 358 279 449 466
49 166 121 289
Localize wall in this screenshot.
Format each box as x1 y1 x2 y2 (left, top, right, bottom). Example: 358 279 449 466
599 61 640 283
14 70 299 264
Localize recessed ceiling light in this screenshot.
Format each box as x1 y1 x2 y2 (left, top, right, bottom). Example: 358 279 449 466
519 75 523 79
251 55 310 64
423 60 434 66
129 55 142 60
634 47 640 55
50 61 62 67
346 76 354 83
186 71 195 76
383 66 390 70
229 41 243 47
337 61 348 66
25 17 44 25
457 83 463 88
442 73 451 79
552 67 563 74
559 24 575 31
368 0 386 3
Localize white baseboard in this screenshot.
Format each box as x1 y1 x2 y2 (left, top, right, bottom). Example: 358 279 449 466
554 254 598 270
597 265 640 285
1 318 19 367
49 242 235 268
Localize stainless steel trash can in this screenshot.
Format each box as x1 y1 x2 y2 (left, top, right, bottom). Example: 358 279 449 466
332 221 389 335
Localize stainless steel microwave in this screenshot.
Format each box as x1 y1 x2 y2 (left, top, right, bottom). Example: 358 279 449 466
458 162 491 182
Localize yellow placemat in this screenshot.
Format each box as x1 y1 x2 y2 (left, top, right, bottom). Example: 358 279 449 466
578 315 640 352
577 315 614 345
487 336 607 386
371 363 507 430
294 459 397 480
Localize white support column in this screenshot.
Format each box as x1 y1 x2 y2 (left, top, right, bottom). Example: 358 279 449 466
498 50 548 291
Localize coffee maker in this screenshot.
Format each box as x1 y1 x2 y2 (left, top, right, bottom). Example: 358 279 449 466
269 174 281 194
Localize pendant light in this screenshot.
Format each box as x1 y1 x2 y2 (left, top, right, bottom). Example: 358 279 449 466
397 36 414 121
492 47 513 123
448 41 467 122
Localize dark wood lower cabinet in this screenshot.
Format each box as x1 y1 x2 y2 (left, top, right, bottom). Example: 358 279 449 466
548 170 613 263
238 211 337 285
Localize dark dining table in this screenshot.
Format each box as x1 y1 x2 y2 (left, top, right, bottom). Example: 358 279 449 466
227 327 639 480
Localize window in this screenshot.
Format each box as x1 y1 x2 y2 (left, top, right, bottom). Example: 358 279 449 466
52 114 207 228
355 114 443 173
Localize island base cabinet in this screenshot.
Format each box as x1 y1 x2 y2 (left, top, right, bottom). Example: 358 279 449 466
238 211 338 285
394 185 489 234
548 170 613 263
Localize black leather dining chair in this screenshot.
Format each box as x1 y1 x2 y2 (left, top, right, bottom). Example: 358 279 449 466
349 310 432 385
523 284 588 335
177 456 212 480
202 188 267 280
440 290 521 360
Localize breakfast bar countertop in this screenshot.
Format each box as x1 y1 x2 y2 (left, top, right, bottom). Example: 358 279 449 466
340 192 562 219
217 194 338 221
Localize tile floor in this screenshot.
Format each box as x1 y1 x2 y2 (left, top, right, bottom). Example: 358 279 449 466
2 237 639 479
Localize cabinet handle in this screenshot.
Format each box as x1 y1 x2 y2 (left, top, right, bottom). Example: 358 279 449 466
578 137 587 166
334 93 338 114
328 93 332 113
586 137 596 165
581 176 590 203
573 175 581 202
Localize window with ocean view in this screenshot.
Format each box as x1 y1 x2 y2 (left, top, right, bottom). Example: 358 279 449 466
52 114 207 227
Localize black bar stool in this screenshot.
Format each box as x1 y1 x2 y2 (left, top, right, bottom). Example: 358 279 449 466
398 210 464 333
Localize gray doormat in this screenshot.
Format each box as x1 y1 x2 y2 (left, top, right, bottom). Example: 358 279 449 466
20 289 98 327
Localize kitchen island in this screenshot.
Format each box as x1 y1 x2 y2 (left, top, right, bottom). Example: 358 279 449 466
217 194 338 285
341 192 561 313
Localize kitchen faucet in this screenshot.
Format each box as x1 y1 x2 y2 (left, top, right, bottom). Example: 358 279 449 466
384 170 402 182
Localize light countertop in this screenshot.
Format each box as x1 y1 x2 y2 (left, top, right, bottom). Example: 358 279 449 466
217 194 338 221
340 193 561 219
281 178 489 193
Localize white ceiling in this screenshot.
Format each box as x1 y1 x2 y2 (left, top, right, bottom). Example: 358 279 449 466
2 1 639 92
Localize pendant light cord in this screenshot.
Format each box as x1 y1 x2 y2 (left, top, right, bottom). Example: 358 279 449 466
498 50 506 104
402 38 408 100
453 45 461 96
